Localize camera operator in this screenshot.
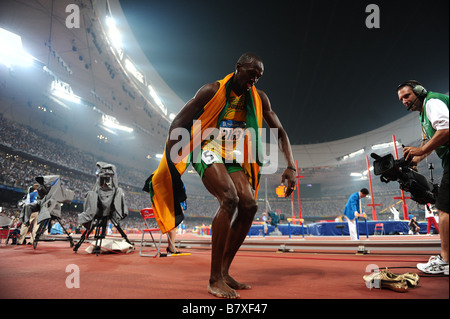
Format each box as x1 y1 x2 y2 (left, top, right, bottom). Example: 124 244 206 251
18 183 39 245
397 81 449 275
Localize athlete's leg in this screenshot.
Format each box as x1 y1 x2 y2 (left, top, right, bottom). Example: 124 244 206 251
202 163 240 298
221 170 258 290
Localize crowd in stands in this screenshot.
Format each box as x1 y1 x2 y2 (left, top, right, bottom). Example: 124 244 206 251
0 116 150 188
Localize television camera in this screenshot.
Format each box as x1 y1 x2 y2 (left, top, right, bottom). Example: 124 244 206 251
20 175 75 249
73 162 132 254
371 152 439 205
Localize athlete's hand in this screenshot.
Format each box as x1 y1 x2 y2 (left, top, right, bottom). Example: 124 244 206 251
281 168 296 198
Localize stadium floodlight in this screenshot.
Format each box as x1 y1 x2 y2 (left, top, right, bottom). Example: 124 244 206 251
341 148 365 161
51 80 81 104
371 141 401 150
105 16 123 59
350 167 372 179
148 84 167 115
350 172 368 180
0 27 34 68
102 114 133 133
124 58 145 84
364 167 373 175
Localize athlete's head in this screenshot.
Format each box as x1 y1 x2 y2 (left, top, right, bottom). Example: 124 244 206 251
234 52 264 94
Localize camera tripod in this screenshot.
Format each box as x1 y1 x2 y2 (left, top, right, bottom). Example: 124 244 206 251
73 214 132 255
33 216 74 249
428 163 435 183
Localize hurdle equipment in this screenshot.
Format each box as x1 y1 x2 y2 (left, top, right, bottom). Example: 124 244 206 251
287 218 305 238
290 160 305 223
355 213 369 240
392 135 411 220
366 155 381 220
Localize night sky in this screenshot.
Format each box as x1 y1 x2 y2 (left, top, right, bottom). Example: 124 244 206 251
120 0 449 145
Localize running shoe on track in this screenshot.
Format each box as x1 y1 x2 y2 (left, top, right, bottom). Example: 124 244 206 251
417 255 449 275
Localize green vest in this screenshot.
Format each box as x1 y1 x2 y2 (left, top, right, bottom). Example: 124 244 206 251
421 92 449 167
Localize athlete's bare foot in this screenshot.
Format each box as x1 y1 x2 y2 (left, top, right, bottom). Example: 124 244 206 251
223 274 251 290
207 280 240 299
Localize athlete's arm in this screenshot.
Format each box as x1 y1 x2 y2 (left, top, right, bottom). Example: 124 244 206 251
259 89 296 197
166 82 219 160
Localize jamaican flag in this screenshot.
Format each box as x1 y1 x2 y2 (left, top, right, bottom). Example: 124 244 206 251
143 73 263 233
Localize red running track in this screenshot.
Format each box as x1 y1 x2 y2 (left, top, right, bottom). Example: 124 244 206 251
0 234 448 302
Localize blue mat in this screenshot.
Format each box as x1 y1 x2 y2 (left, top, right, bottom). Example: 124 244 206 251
249 220 437 237
248 224 307 236
307 220 410 236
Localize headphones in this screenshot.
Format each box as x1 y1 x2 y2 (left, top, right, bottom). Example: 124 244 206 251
397 81 428 98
